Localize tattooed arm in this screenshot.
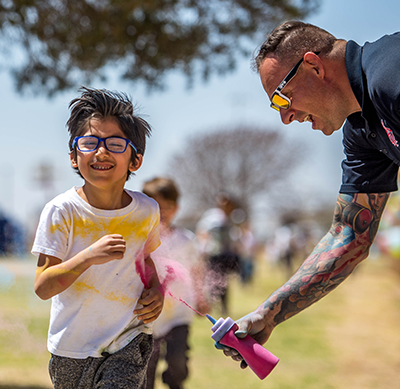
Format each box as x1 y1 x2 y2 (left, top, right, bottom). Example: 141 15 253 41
224 192 389 365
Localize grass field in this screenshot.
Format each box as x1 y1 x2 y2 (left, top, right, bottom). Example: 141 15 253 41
0 253 399 388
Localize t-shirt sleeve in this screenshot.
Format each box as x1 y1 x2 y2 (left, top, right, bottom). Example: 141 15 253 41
340 120 399 194
31 203 69 260
143 206 161 256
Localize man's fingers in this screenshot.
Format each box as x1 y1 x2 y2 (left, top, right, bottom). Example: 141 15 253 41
222 347 243 360
235 320 249 338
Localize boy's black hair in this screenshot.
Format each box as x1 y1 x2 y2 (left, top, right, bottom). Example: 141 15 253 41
142 177 180 203
67 86 151 180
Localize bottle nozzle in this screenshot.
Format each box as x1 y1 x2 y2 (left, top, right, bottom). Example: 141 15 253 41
206 314 217 324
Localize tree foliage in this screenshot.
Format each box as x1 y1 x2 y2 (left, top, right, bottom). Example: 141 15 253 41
0 0 319 95
166 125 305 222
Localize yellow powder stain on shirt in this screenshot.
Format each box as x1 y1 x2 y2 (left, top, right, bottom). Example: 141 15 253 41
70 214 154 243
72 217 102 241
74 281 100 294
74 281 134 305
104 291 136 305
49 223 68 235
99 216 153 241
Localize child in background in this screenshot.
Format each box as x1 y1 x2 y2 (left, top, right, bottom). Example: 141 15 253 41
142 177 209 389
32 87 163 389
195 193 242 316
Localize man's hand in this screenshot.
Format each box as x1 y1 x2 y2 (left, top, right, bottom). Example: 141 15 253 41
134 286 164 324
221 308 274 369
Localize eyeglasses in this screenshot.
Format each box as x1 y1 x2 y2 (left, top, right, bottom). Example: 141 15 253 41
270 51 320 112
72 136 137 154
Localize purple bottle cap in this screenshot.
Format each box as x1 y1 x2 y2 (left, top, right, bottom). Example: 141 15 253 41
211 317 235 342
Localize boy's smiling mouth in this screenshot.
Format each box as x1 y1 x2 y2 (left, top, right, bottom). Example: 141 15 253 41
91 163 114 171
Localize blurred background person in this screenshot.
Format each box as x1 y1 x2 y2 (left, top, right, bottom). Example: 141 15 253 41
142 177 208 389
196 192 242 316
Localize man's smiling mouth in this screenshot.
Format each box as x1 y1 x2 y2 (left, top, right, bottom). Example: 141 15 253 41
303 114 313 123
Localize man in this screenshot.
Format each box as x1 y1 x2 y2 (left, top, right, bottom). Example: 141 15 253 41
224 20 400 369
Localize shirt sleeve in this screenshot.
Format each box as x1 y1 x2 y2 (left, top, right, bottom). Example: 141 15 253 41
143 206 161 257
31 203 70 260
340 120 399 193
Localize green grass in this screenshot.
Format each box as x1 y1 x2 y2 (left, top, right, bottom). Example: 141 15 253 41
0 254 399 388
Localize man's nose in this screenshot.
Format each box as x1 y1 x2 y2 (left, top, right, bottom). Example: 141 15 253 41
280 108 295 125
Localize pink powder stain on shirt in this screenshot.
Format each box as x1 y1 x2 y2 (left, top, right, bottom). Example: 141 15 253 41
135 256 150 289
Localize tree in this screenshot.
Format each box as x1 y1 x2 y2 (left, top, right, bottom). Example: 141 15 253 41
166 125 306 224
0 0 320 96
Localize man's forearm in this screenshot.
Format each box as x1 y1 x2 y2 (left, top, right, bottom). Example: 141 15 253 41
263 192 389 326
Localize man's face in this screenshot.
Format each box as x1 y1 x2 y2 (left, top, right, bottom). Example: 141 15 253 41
259 55 347 136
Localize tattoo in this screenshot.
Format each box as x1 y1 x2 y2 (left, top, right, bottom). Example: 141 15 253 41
265 192 389 325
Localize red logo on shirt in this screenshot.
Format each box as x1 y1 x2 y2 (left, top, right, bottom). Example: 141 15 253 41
381 119 398 147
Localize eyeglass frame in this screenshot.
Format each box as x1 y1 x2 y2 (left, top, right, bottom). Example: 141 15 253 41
270 51 321 112
72 135 138 154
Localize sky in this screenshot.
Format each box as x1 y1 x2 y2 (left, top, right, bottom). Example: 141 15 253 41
1 0 400 235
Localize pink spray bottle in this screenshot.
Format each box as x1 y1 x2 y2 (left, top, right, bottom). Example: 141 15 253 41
207 314 279 379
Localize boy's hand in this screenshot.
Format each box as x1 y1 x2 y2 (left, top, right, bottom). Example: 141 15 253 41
134 287 164 324
86 234 126 265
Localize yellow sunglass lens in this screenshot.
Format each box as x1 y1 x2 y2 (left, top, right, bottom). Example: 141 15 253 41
271 94 290 109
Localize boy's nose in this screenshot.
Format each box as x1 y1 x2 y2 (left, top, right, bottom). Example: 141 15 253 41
95 140 109 154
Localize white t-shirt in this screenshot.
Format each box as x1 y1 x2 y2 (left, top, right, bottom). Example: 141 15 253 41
32 187 160 358
151 227 200 339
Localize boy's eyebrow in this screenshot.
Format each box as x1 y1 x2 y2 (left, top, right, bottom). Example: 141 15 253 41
84 134 129 139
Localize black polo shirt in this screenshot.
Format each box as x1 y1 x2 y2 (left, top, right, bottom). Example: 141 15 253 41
340 32 400 194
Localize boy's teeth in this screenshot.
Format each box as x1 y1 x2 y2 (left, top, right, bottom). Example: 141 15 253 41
93 165 112 170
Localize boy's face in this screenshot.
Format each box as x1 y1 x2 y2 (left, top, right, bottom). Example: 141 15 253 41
70 117 142 191
153 195 178 228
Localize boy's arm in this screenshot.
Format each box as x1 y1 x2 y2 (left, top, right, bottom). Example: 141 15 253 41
134 256 164 324
223 192 389 363
34 234 126 300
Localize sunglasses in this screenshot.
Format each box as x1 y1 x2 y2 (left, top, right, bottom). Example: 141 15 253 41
270 51 320 112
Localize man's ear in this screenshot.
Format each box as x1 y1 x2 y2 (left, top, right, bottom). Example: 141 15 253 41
303 51 324 79
129 154 143 172
70 152 78 168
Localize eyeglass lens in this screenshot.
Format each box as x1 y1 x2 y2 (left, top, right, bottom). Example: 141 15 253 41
77 136 128 153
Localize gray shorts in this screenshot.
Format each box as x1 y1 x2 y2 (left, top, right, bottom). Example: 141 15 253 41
49 333 153 389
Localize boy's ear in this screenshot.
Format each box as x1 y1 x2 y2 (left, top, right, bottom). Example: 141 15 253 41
129 154 143 172
70 152 78 168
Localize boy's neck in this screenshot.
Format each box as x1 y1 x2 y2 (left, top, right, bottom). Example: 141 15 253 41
160 223 174 235
77 185 131 210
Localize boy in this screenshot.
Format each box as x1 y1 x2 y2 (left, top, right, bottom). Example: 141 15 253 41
32 87 163 388
142 177 208 389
